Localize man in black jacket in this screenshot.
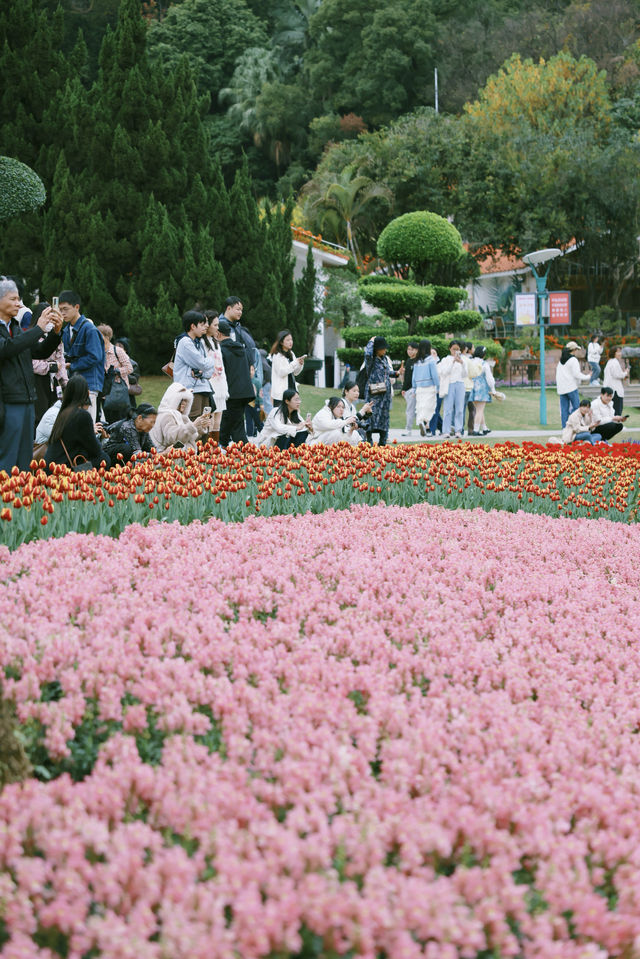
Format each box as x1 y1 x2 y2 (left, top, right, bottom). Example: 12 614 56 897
217 317 254 447
0 278 63 472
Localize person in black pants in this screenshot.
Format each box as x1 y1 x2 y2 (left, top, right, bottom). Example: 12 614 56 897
218 318 254 446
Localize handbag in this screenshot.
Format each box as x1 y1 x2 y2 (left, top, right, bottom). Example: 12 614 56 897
368 381 387 395
60 439 93 472
128 382 143 396
32 441 48 462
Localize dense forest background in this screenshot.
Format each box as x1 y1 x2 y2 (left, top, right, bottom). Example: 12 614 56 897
2 0 640 358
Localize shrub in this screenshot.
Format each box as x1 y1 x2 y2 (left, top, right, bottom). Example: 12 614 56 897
377 211 464 284
0 156 46 221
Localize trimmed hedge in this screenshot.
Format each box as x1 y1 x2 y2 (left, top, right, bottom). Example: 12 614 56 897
377 211 464 280
357 281 435 317
0 156 46 220
415 310 481 336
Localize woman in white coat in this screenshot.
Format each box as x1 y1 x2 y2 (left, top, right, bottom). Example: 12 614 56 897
149 383 212 452
202 312 229 444
269 330 306 406
555 342 590 428
603 345 628 416
309 397 362 445
255 389 312 449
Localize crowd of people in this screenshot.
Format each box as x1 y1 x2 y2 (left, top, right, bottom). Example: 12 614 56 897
0 273 634 475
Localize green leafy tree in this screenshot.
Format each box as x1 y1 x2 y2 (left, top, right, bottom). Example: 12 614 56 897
306 0 435 127
147 0 267 108
454 51 640 310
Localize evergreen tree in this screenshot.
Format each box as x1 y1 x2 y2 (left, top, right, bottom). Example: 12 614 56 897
222 157 268 325
0 0 75 284
293 242 318 355
124 285 181 373
263 199 296 335
39 0 233 368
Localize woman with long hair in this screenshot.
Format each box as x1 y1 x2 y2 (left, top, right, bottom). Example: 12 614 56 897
201 310 229 444
309 396 362 445
255 389 312 449
469 345 496 435
269 330 307 407
555 342 590 428
45 375 109 469
412 338 439 436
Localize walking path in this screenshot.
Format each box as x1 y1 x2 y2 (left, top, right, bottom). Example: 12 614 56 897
387 427 640 444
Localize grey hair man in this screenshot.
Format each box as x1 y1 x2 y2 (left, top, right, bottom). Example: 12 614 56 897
0 278 63 472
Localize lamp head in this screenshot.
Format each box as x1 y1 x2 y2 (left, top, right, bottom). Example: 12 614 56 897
522 248 562 268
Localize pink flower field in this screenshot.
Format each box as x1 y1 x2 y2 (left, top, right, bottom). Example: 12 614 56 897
1 503 640 958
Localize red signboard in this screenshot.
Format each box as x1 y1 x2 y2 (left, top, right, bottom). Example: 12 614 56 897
548 291 571 326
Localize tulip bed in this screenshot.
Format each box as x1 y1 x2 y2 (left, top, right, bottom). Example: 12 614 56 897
2 503 640 958
0 439 639 550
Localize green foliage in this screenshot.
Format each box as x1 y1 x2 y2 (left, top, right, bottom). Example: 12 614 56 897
0 686 32 787
306 0 435 127
377 211 465 284
0 157 46 221
124 285 181 374
415 310 481 336
300 163 391 261
293 243 319 354
358 281 435 318
323 266 370 329
147 0 267 103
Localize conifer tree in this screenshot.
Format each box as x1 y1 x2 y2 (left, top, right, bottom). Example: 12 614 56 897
264 199 296 333
293 243 319 355
0 0 74 283
124 285 181 372
222 157 267 322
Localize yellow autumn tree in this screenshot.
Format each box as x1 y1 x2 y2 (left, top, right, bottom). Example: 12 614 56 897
464 51 611 140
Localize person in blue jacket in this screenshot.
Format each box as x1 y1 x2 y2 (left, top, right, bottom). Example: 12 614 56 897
59 290 105 422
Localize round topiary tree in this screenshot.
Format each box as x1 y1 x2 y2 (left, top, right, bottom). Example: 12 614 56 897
0 156 46 221
377 211 464 285
358 210 479 336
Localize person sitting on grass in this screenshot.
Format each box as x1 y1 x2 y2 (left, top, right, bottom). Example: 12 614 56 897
255 389 312 449
590 386 627 442
45 375 110 469
101 403 157 463
562 398 603 445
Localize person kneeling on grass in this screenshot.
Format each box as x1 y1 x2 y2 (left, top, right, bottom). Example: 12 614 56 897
255 389 312 449
101 403 157 463
309 396 362 446
589 386 627 442
562 399 603 445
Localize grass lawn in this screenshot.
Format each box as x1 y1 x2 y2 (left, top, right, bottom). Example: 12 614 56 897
139 376 640 436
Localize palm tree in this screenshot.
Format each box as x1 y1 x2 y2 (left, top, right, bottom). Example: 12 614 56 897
218 47 280 144
302 165 391 265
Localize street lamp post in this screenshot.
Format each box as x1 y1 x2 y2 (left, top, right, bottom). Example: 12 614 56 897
522 248 562 426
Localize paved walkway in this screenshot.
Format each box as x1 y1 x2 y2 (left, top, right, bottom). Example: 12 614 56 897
386 427 640 444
